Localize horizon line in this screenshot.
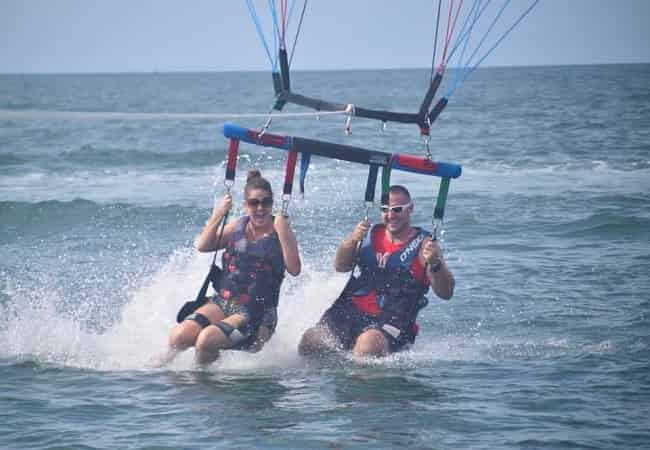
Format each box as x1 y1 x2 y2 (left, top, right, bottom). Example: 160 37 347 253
1 61 649 77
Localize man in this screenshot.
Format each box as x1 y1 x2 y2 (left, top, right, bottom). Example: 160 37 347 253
299 185 454 357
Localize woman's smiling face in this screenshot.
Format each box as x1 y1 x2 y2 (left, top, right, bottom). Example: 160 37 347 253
245 188 274 227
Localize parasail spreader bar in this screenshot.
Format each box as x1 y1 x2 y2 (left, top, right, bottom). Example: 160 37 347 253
223 123 461 179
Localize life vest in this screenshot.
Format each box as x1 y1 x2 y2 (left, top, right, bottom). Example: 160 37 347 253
219 216 285 322
346 224 430 332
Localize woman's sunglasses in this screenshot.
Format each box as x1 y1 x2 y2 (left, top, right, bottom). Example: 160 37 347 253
246 197 273 208
380 202 411 214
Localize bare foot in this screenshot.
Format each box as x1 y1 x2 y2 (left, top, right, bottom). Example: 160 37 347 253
147 348 179 368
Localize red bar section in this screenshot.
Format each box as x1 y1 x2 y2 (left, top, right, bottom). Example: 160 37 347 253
395 154 439 174
246 129 288 148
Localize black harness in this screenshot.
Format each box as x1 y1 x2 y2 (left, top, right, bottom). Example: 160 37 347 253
176 217 285 324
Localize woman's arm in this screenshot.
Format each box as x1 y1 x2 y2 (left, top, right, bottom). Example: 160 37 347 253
274 214 301 276
196 194 236 252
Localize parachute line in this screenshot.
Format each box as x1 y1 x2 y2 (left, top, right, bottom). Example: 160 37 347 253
438 0 465 73
246 0 540 132
430 0 443 83
245 0 276 67
446 0 540 98
289 0 308 66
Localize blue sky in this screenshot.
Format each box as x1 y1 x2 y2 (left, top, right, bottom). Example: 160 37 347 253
1 0 649 74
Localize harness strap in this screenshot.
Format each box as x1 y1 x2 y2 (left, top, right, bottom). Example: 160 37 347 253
213 321 248 345
365 164 379 203
225 138 239 182
433 176 451 239
380 156 393 205
196 264 222 305
428 97 448 128
176 139 239 323
363 164 379 221
299 152 311 195
283 147 298 196
278 48 291 92
282 147 298 215
418 71 443 134
185 312 211 329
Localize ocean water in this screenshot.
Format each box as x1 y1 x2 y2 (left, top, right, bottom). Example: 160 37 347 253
1 64 649 449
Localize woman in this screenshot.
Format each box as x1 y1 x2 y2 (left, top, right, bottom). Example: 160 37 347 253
165 170 301 365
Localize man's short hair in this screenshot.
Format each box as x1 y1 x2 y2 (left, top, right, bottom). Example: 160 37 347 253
389 185 411 201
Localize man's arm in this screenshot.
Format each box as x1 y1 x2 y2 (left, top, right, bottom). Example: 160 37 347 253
420 237 455 300
334 220 370 272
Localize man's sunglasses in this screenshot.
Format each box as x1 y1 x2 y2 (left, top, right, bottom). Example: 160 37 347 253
246 197 273 208
380 202 412 214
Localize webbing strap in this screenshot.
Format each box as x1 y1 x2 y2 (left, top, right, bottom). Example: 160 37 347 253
380 157 394 205
428 97 448 128
283 148 298 196
278 48 291 92
272 72 286 111
299 152 311 195
177 138 237 323
418 71 443 133
197 140 235 299
282 147 298 216
432 177 451 240
365 165 379 203
434 177 451 221
226 138 240 181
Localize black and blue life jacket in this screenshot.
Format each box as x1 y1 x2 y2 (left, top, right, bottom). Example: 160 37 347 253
344 224 430 332
219 216 285 320
176 216 285 324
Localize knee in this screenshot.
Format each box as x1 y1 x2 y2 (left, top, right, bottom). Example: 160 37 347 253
353 328 388 357
168 323 199 350
298 326 331 356
195 327 227 353
193 328 222 365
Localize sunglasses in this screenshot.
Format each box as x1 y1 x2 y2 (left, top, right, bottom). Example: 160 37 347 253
246 197 273 208
380 202 411 214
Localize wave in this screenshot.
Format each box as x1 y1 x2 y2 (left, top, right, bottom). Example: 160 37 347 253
0 199 201 240
0 152 28 166
5 151 648 179
450 161 650 200
460 157 650 174
1 197 103 224
59 145 230 169
2 197 148 217
0 146 234 170
547 211 650 239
